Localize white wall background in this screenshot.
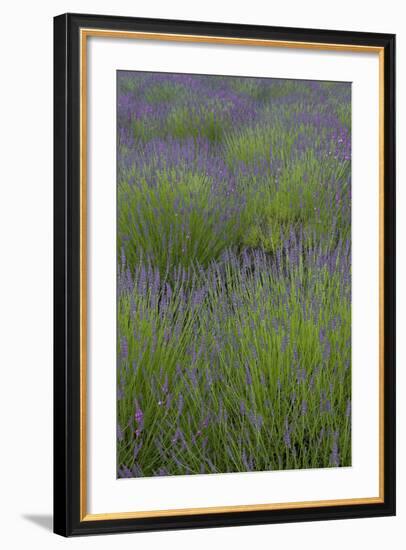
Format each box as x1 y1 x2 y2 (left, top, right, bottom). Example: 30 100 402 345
0 1 403 548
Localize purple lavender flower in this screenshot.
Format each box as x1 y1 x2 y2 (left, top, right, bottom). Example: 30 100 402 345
177 393 184 416
134 402 144 437
133 440 143 460
330 431 340 467
245 364 253 386
117 423 124 442
281 333 289 353
283 418 291 449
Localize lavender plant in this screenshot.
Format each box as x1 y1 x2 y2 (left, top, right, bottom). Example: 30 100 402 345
116 71 352 477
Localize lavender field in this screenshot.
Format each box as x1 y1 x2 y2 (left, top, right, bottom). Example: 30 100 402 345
116 71 351 478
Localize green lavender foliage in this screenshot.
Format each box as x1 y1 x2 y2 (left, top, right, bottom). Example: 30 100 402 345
116 72 352 478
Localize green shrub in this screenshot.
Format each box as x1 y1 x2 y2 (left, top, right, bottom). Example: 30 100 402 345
118 171 244 275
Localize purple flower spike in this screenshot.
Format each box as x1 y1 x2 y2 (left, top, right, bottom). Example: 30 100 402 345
134 401 144 437
283 418 291 449
245 364 253 386
330 430 340 467
177 393 184 416
117 423 124 442
135 406 144 425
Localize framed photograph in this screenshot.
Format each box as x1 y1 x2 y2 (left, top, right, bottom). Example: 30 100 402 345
53 13 396 536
